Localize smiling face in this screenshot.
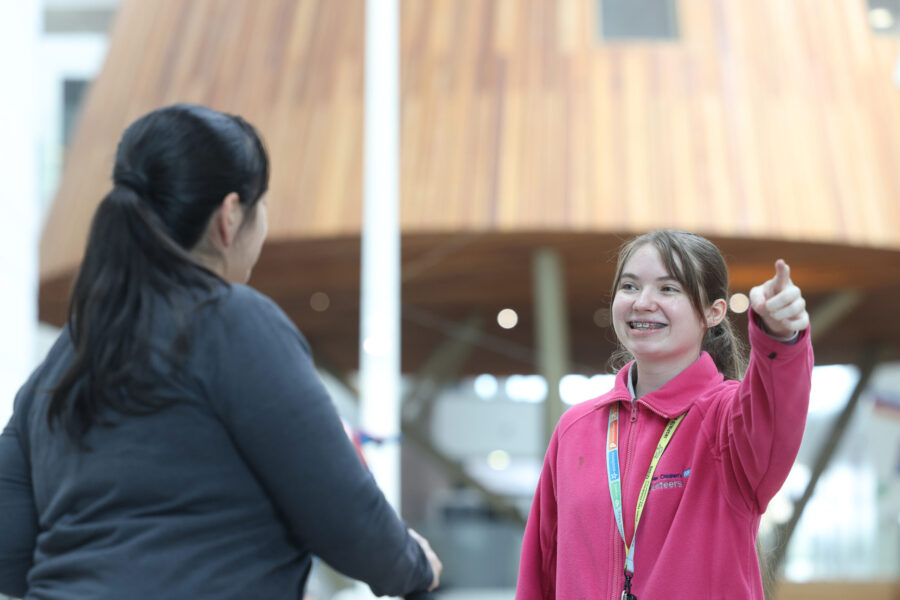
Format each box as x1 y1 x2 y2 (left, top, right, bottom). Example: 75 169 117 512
612 243 711 373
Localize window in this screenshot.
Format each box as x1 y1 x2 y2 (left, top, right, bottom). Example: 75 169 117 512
63 78 90 147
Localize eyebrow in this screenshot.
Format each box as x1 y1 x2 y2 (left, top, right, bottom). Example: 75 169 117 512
621 272 679 282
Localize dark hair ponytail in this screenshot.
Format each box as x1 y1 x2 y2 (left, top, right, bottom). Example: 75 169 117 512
702 318 747 381
49 104 269 445
608 230 748 380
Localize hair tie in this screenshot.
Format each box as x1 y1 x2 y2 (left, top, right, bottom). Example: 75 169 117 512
113 170 150 198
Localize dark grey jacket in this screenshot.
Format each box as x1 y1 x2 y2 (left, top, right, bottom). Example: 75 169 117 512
0 284 432 599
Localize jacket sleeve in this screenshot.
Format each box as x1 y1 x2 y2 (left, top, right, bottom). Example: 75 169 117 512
202 290 432 598
516 427 559 600
0 374 40 598
715 310 814 513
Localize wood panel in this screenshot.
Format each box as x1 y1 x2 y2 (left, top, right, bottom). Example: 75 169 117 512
41 0 366 279
39 232 900 373
41 0 900 281
398 0 900 246
38 0 900 372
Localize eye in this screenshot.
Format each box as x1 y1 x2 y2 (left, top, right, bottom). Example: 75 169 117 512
661 284 681 293
620 282 637 291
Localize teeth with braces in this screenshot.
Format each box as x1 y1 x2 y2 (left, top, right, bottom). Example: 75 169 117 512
630 322 665 330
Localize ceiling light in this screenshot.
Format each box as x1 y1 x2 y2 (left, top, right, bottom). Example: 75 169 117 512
869 7 894 29
728 293 750 314
310 291 330 311
497 308 518 329
487 449 511 471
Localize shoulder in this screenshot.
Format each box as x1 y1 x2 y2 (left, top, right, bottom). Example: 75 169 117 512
693 377 741 413
215 284 285 319
555 393 613 443
211 285 294 330
554 370 631 441
9 328 74 428
196 284 311 356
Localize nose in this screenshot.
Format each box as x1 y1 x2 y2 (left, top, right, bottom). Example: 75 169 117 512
633 287 657 311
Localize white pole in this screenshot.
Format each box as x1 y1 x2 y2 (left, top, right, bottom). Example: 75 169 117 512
894 48 900 88
360 0 401 514
0 1 41 424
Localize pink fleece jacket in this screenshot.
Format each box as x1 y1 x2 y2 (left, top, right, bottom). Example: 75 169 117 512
516 317 813 599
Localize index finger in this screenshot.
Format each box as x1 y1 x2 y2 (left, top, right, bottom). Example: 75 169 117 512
772 259 791 292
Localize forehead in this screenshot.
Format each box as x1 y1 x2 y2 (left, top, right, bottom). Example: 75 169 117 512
621 243 681 276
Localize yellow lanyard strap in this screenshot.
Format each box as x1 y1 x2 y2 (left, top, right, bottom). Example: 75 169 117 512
606 404 685 574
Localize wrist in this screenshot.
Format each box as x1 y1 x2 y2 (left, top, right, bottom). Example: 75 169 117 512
769 330 800 344
754 313 796 341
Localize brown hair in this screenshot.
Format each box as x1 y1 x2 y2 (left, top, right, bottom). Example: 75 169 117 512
608 229 748 380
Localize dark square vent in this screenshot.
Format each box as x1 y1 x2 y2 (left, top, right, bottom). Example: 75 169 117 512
598 0 680 41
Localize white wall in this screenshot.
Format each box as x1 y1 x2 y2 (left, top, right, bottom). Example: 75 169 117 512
0 2 42 424
0 4 106 424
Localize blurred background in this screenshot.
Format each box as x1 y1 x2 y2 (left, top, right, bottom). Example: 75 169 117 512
1 0 899 598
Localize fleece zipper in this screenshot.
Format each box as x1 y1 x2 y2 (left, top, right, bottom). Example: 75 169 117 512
610 398 638 600
614 397 640 599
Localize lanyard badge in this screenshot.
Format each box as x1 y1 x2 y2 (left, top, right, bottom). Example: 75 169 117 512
606 403 685 600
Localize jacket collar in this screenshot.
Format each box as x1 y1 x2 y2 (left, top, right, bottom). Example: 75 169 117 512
592 352 724 419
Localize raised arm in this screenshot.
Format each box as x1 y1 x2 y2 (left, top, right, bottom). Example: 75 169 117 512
717 260 814 512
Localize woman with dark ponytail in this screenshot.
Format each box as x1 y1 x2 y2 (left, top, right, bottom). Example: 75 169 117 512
0 104 440 599
518 229 813 599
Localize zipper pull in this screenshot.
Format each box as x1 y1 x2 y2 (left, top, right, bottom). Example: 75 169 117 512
622 570 636 599
631 400 638 423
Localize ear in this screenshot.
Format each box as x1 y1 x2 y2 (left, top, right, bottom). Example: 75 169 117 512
705 298 727 328
215 192 242 248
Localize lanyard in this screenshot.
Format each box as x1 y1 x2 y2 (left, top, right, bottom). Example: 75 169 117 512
606 403 685 577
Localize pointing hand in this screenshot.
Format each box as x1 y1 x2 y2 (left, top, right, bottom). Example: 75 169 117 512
748 260 809 339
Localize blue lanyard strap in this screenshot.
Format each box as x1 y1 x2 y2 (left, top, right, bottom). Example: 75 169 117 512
606 403 685 575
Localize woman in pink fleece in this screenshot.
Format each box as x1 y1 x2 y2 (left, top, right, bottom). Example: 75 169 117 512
516 230 813 599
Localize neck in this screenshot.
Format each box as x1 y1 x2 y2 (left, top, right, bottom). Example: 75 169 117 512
189 243 226 280
632 352 701 398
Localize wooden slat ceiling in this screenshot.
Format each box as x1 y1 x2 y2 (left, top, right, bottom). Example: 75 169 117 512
39 0 900 373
